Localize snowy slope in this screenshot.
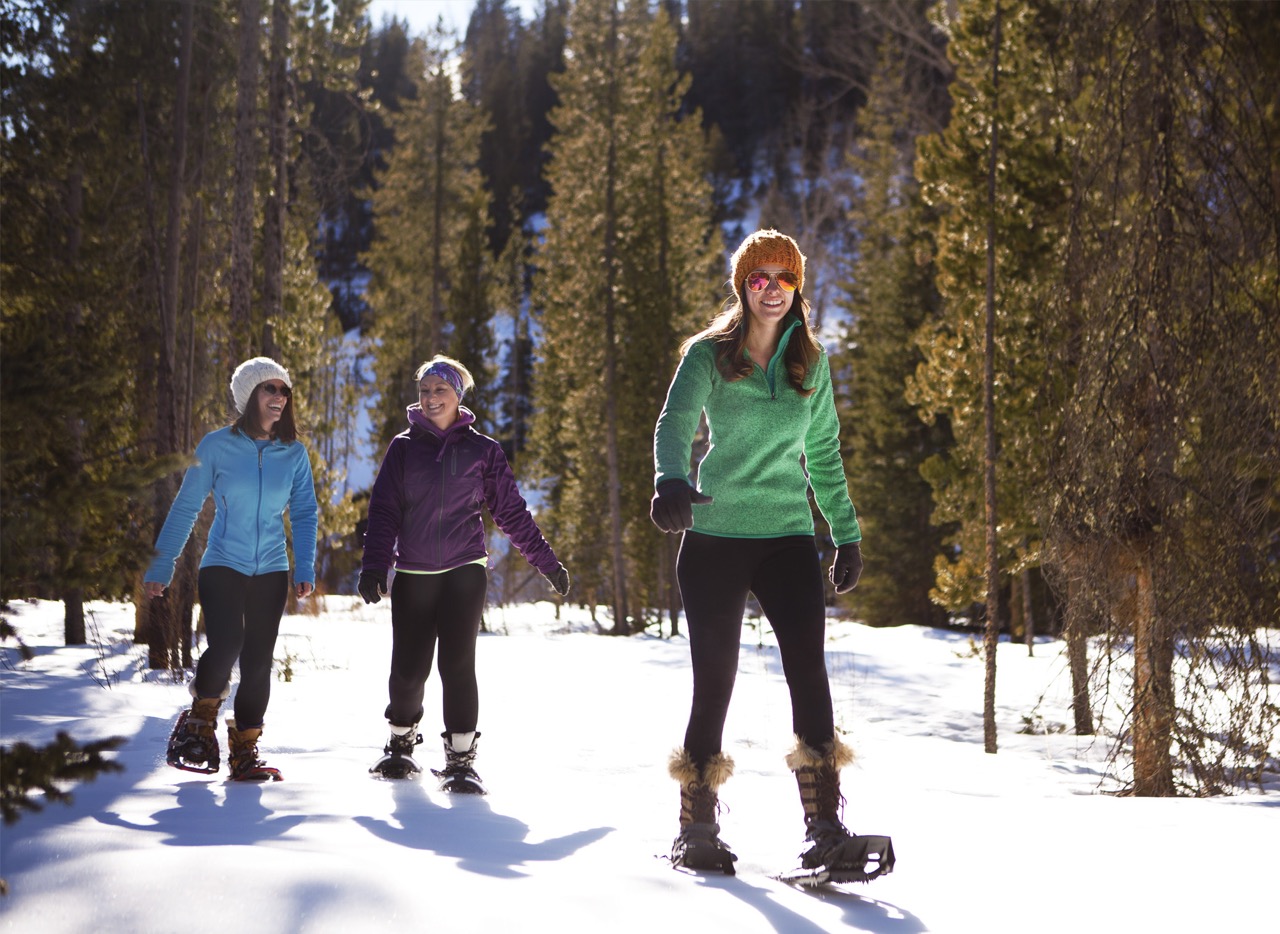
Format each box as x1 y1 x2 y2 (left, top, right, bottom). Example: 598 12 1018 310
1 598 1275 933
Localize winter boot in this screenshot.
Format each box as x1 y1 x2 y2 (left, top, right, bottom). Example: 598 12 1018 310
784 736 894 883
370 723 424 779
431 731 486 794
226 720 282 782
668 748 737 875
166 692 225 774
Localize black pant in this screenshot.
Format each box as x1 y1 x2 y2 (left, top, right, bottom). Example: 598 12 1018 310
677 532 835 767
193 566 289 729
386 564 488 733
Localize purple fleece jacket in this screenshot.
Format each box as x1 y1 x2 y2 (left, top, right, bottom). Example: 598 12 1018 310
361 405 560 577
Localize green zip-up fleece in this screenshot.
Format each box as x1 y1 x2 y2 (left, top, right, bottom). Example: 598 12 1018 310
653 318 861 545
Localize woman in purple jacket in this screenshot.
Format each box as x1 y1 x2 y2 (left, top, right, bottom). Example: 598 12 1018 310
359 355 569 790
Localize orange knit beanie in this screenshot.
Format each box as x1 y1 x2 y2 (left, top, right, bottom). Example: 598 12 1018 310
729 229 806 295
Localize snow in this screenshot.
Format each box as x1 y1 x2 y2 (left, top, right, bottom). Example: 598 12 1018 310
2 598 1275 933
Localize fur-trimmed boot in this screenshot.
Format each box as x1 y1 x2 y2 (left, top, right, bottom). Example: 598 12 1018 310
668 748 738 874
785 735 894 882
226 720 282 782
166 686 227 774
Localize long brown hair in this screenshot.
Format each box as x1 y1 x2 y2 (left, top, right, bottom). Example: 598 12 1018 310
232 383 299 443
680 287 822 396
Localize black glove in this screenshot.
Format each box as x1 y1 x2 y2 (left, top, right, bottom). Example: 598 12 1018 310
358 569 387 604
829 542 863 594
544 564 570 597
650 479 714 533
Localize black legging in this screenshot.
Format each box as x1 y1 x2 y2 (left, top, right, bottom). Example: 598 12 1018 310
677 532 835 767
193 566 289 729
386 564 489 733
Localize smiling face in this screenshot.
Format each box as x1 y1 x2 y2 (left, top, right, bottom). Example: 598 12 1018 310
744 263 796 336
419 374 461 429
253 380 290 437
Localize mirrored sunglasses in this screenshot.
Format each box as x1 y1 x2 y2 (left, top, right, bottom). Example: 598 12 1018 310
745 270 799 293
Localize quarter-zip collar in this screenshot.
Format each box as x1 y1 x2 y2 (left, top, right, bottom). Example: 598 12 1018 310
407 403 476 461
745 316 803 398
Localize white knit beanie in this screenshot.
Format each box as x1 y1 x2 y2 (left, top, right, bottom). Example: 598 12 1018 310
230 357 291 414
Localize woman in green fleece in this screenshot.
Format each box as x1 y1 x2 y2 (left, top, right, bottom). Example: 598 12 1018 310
651 229 887 881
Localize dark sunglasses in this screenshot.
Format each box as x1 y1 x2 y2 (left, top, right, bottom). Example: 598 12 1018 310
260 382 291 397
745 270 799 293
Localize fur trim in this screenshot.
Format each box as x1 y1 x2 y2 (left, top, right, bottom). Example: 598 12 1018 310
668 748 735 789
226 723 262 744
784 735 855 772
189 680 231 700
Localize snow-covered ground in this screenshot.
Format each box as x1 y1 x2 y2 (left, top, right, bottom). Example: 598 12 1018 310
2 598 1275 933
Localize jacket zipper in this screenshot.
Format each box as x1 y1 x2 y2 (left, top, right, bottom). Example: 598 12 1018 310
256 444 265 574
434 440 450 565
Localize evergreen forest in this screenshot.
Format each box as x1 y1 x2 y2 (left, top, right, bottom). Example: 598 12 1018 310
2 0 1277 795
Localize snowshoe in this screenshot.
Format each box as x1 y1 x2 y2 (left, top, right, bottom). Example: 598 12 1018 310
778 821 895 886
226 723 283 783
229 763 283 783
671 822 738 875
432 765 485 794
370 752 423 780
430 731 486 795
166 704 221 774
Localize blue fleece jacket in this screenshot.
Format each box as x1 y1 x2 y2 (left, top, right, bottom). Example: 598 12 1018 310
144 426 319 586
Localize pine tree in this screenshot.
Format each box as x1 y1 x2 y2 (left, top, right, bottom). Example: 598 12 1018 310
361 23 489 449
1 0 194 628
837 27 951 629
531 0 717 632
2 0 367 637
1042 0 1280 795
1 733 126 825
911 0 1073 616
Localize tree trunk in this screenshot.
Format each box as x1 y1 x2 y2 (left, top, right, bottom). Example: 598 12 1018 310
139 0 197 670
981 1 1002 755
431 93 446 355
61 5 87 645
260 0 288 357
1064 575 1094 736
62 159 87 647
1128 0 1178 797
601 2 629 634
64 591 85 646
1022 565 1035 657
1120 542 1174 795
229 0 261 360
665 536 681 638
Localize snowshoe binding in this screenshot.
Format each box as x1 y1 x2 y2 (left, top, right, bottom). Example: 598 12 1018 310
431 731 486 794
227 722 282 782
166 698 223 774
370 724 423 780
777 820 895 886
671 822 738 875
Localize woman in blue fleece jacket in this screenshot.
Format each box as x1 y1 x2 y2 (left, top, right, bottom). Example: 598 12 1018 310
145 356 318 781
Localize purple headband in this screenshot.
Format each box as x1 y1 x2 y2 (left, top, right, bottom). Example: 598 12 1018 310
421 362 465 400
